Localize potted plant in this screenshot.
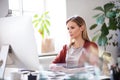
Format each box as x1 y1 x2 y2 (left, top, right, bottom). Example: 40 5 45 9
32 11 55 53
32 11 50 39
90 1 120 50
89 1 120 76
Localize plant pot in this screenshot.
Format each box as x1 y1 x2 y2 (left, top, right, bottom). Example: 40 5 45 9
41 38 55 53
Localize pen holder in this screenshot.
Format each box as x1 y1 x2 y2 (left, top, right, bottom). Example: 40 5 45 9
28 74 37 80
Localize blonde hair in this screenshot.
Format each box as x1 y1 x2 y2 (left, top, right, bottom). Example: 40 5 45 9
66 16 90 47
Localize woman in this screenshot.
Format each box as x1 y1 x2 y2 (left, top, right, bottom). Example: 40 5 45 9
49 16 99 73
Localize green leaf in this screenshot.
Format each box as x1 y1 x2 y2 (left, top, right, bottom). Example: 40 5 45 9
32 11 51 39
101 23 109 36
96 14 105 24
89 24 97 30
44 11 49 15
38 18 42 23
104 2 114 14
93 13 102 18
112 42 118 47
106 11 116 18
34 22 39 28
33 14 38 18
94 6 104 12
44 24 50 36
98 34 108 46
92 33 100 42
108 34 113 40
41 13 44 19
45 19 51 26
32 19 38 24
108 18 117 30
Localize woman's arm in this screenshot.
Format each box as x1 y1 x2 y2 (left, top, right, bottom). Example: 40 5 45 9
49 64 94 74
52 45 67 63
49 45 67 71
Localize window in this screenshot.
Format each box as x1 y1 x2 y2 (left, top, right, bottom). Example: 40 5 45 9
9 0 44 16
8 0 68 54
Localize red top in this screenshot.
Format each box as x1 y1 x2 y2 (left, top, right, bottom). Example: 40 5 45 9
52 40 98 63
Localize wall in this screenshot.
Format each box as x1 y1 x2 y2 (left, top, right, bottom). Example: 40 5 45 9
0 0 9 17
66 0 120 63
66 0 113 37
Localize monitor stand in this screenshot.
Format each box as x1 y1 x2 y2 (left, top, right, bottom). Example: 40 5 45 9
0 44 11 79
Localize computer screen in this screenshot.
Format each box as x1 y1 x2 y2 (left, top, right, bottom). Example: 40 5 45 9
0 16 41 71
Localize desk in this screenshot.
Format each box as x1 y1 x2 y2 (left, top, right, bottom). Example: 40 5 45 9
4 67 111 80
39 70 110 80
48 63 111 80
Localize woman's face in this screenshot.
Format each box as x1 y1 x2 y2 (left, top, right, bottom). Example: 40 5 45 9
67 21 82 39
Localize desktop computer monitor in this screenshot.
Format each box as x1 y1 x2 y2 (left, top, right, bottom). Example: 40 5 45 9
0 16 41 72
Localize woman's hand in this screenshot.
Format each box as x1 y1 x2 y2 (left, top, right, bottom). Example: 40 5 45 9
49 64 65 72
